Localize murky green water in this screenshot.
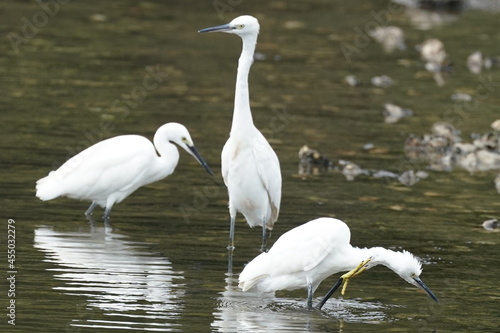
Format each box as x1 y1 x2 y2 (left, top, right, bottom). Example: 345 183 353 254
1 0 500 332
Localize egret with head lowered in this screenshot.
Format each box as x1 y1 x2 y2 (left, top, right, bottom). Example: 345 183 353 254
238 217 439 309
199 15 282 252
36 122 213 221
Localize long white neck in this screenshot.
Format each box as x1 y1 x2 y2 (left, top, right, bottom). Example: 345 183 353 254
231 33 258 136
349 246 420 276
153 131 180 180
360 247 400 269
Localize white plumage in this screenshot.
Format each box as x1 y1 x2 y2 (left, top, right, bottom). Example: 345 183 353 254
238 217 438 308
199 16 282 251
36 122 213 220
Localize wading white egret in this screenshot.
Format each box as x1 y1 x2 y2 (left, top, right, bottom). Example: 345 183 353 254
36 122 213 220
238 217 439 309
199 16 282 252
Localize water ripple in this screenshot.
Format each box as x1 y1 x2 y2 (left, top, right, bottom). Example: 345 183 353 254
211 275 400 332
34 225 184 331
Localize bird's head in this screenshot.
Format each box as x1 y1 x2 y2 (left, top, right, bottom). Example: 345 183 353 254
198 15 260 37
158 123 213 176
370 249 439 303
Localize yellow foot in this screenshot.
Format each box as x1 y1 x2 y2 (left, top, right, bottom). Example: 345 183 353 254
340 257 372 295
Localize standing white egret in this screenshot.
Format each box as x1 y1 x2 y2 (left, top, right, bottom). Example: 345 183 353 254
199 16 282 252
238 217 439 309
36 122 213 220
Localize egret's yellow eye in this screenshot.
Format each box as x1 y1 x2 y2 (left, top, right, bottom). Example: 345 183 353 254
181 137 187 142
236 24 245 29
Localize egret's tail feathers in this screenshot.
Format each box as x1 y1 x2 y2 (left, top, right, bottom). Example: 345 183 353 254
238 274 269 292
36 173 63 201
238 251 271 291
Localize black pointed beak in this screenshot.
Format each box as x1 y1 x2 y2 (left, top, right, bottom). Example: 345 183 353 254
188 145 214 176
315 277 343 310
198 23 232 33
414 277 439 303
316 275 439 310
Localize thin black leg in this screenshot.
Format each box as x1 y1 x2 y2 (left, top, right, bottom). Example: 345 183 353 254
260 220 268 252
307 283 313 309
227 247 234 276
315 277 343 310
103 206 112 223
85 201 98 218
228 216 235 250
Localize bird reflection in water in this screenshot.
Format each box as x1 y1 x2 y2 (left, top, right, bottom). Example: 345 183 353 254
34 225 184 331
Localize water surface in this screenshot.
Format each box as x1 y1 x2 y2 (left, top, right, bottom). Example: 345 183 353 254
1 1 500 332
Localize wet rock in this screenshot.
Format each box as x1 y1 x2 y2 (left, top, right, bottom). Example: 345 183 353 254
403 6 459 30
298 145 331 176
405 131 454 172
417 38 450 86
369 26 406 53
491 119 500 132
254 52 267 61
372 170 399 179
404 122 500 173
363 143 375 150
484 56 500 69
452 142 476 155
418 38 447 65
451 93 472 102
424 62 451 73
284 20 305 30
495 173 500 193
416 170 429 179
482 218 499 231
406 122 500 195
467 51 483 74
398 170 420 186
345 75 362 87
371 75 394 88
452 143 477 173
476 150 500 171
339 160 368 181
89 13 108 22
472 132 500 152
383 103 413 123
432 122 461 143
467 51 500 73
